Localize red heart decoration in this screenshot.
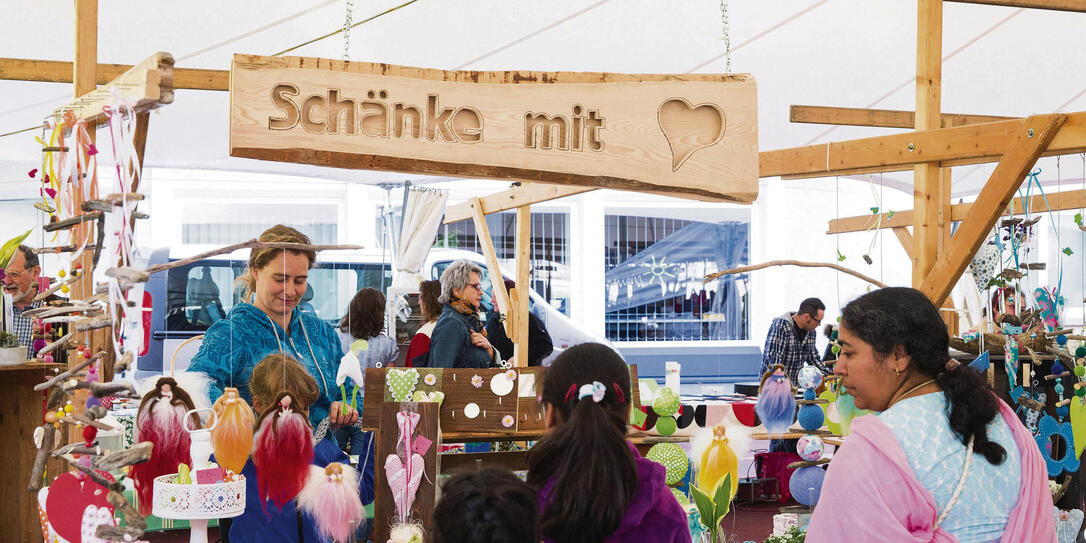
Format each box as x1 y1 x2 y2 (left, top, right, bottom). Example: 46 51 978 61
45 471 114 542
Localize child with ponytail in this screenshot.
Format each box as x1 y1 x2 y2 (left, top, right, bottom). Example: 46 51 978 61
526 343 690 543
229 353 374 543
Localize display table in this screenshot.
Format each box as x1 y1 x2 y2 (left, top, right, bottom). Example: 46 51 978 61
1 362 64 542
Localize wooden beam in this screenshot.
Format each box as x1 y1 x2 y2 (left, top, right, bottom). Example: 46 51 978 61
760 111 1086 179
828 187 1086 234
468 198 512 335
444 183 592 223
892 227 914 259
919 114 1067 304
53 52 173 125
790 105 1016 129
513 206 531 367
913 0 943 287
0 57 227 91
947 0 1086 13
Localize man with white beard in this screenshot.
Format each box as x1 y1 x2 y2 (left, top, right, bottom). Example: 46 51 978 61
3 245 54 359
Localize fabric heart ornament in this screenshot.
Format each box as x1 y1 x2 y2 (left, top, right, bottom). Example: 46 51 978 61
969 242 999 290
1025 392 1047 433
45 471 115 542
81 505 116 543
1053 506 1084 543
384 453 425 520
1070 398 1086 460
386 368 419 402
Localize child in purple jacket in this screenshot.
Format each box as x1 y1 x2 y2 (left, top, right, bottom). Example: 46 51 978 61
527 343 691 543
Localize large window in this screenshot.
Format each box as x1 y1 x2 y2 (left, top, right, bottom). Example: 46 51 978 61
605 214 749 341
436 211 570 315
180 202 338 245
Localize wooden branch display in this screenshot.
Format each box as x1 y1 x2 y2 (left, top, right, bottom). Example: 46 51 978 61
32 244 99 255
93 442 153 471
230 54 759 203
141 239 364 276
51 51 174 125
34 350 103 390
33 277 79 302
28 424 56 492
66 379 139 399
703 260 889 288
789 105 1016 129
42 211 102 233
36 332 74 357
22 301 97 319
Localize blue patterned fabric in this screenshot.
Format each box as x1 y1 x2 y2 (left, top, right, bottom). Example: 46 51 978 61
760 312 827 383
11 300 42 359
188 302 344 427
878 393 1022 542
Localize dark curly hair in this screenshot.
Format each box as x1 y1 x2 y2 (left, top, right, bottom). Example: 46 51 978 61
841 287 1006 465
339 288 385 340
418 279 442 322
430 469 539 543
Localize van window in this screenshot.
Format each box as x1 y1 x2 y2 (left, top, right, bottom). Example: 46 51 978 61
165 261 392 332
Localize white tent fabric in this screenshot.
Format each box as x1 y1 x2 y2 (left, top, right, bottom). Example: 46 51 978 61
391 186 448 318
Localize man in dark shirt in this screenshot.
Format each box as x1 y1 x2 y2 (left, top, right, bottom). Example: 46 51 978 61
760 297 829 384
485 280 553 366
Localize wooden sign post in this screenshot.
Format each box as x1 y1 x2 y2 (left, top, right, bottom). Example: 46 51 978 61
229 55 758 203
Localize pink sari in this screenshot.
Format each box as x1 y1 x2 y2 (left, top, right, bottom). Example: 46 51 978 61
807 398 1055 543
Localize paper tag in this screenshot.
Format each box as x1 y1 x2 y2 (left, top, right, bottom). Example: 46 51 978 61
629 407 648 428
195 467 224 485
412 435 433 456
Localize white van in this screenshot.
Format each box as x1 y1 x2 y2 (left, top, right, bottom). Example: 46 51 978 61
135 247 606 381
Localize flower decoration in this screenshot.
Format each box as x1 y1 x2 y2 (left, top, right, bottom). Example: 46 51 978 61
471 374 484 388
505 369 517 381
424 373 437 386
501 415 515 428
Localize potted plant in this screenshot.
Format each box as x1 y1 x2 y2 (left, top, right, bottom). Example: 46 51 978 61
0 331 27 366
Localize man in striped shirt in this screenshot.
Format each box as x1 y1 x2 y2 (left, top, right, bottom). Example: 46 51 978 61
3 245 45 359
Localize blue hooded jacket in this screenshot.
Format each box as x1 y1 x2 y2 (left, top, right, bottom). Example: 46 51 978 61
188 302 344 427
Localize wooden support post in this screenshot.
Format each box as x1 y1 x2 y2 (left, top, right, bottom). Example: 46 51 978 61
938 167 959 334
469 197 512 335
372 402 439 543
444 183 592 224
70 0 98 445
892 227 914 259
919 114 1067 304
513 206 531 367
913 0 943 288
789 105 1016 129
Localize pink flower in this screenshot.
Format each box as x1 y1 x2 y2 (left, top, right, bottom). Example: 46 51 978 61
501 415 515 428
424 373 437 386
471 374 483 388
505 369 517 381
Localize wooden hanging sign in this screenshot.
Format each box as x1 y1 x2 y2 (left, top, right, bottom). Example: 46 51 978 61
229 54 759 203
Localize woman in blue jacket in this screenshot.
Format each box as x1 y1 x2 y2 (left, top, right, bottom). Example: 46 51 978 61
188 225 356 429
424 260 499 368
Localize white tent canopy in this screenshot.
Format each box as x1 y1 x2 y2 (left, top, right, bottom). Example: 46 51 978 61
2 0 1086 199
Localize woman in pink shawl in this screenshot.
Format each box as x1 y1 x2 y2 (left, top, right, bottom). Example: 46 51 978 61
807 288 1054 543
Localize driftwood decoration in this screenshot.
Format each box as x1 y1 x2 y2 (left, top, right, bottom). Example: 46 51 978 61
66 379 139 399
74 315 114 331
22 301 97 319
33 277 79 303
142 239 364 275
703 259 889 288
114 351 134 373
93 442 153 471
35 350 104 391
28 389 66 491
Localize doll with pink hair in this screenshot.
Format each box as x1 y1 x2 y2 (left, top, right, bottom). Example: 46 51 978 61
128 377 199 515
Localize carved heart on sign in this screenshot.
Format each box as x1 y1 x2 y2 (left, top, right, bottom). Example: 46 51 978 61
658 98 726 171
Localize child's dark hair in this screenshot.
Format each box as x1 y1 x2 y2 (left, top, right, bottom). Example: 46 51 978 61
526 343 637 542
339 287 386 340
430 469 539 543
841 287 1006 465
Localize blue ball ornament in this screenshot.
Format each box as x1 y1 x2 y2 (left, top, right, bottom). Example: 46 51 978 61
1057 334 1069 346
1052 361 1065 375
797 404 825 431
803 388 817 401
789 466 826 506
1057 405 1070 419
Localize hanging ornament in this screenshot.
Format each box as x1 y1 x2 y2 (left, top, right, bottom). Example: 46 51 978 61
297 462 364 543
693 425 738 499
756 364 796 434
210 387 255 475
128 377 198 515
253 393 314 510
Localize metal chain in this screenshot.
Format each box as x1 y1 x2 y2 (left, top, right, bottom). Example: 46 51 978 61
719 0 731 74
343 0 354 60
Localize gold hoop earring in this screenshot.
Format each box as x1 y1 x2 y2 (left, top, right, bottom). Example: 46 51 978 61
894 368 901 376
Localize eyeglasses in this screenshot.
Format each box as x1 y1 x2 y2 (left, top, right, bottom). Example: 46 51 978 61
3 269 27 279
466 283 482 291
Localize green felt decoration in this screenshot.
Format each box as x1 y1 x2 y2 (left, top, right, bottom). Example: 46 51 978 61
831 344 841 355
386 368 419 402
629 407 648 427
1076 365 1086 378
652 387 680 416
1077 346 1086 358
646 442 688 485
670 487 689 506
655 415 677 436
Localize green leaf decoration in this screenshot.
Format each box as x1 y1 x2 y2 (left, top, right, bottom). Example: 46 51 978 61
887 210 895 219
1076 212 1084 226
690 484 717 539
837 250 846 262
1063 247 1074 256
0 228 33 268
713 473 733 524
